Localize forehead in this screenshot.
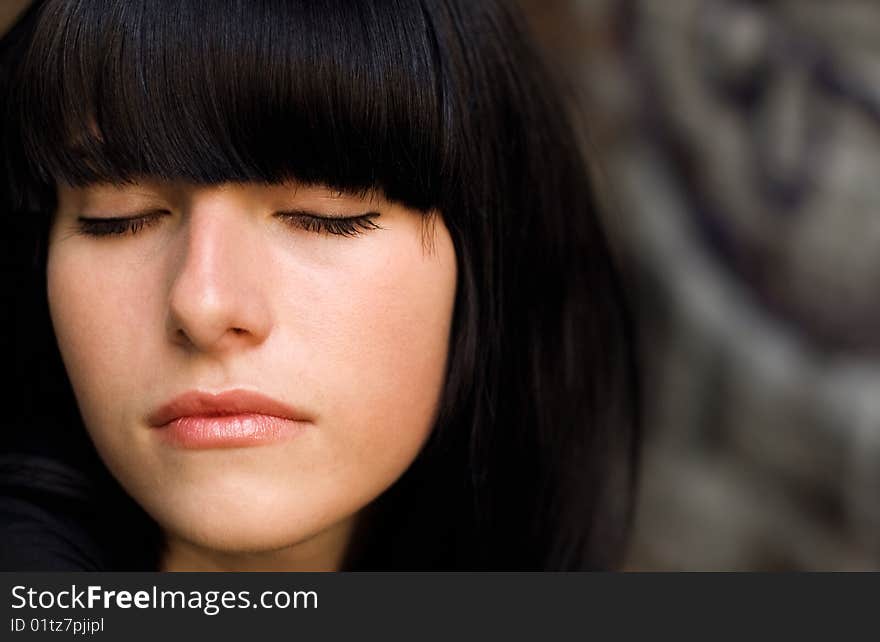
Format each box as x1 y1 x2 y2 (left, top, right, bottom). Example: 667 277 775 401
56 180 383 207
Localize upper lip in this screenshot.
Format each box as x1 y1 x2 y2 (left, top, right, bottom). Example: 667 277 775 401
147 389 311 427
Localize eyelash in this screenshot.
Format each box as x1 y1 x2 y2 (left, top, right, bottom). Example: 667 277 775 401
275 211 382 238
76 213 167 237
75 210 383 238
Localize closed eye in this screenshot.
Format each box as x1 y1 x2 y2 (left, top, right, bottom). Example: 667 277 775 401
75 209 171 237
274 210 384 238
75 209 384 238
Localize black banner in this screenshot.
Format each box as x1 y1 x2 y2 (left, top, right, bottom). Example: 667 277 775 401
0 572 873 640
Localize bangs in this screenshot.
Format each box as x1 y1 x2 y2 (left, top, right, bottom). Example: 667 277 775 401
6 0 452 211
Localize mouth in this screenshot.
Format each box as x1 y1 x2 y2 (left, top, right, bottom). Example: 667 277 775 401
147 389 312 449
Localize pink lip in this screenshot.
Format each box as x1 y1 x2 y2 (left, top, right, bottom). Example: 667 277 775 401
147 389 311 449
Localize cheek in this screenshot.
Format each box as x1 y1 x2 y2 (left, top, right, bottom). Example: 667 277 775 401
47 249 115 383
46 244 162 428
295 223 458 464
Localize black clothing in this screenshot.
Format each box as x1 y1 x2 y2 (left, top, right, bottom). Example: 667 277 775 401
0 494 106 570
0 454 159 571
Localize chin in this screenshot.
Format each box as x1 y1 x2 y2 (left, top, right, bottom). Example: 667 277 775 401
139 481 337 552
163 503 328 554
181 521 312 554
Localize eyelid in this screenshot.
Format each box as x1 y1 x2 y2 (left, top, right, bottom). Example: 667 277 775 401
273 208 380 220
75 209 171 237
77 208 170 220
76 208 378 222
273 209 383 237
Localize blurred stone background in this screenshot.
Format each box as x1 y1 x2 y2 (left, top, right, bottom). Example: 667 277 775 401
520 0 880 570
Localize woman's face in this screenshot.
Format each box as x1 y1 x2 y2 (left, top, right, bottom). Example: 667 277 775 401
47 179 457 567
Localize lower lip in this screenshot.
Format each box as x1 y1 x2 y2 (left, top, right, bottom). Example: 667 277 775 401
155 414 307 449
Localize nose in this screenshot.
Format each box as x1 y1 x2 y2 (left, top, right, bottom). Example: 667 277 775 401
166 202 273 353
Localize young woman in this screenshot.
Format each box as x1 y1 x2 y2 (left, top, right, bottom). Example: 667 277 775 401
0 0 640 571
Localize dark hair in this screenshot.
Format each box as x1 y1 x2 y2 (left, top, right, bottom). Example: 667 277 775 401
0 0 640 570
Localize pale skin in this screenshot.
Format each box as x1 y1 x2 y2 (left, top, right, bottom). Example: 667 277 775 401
47 179 458 571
